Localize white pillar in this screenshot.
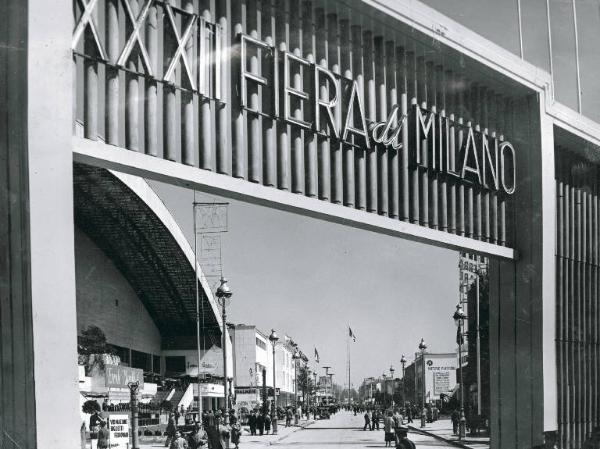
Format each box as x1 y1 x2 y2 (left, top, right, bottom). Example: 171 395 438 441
28 0 80 447
539 91 558 433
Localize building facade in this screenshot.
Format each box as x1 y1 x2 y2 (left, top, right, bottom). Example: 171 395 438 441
230 325 298 409
413 353 458 407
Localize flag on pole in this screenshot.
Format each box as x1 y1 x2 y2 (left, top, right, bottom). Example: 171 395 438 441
314 348 320 363
348 326 356 342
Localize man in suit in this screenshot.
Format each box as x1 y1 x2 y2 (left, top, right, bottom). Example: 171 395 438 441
248 410 257 435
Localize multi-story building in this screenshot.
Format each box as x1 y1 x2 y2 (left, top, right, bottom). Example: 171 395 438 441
276 335 298 406
413 352 458 407
230 325 298 410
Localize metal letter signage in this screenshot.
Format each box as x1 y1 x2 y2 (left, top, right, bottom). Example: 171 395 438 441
236 33 517 195
71 2 516 196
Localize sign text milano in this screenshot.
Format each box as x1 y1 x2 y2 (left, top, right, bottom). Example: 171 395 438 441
240 34 516 195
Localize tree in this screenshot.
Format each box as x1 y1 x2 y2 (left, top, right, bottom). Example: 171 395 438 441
296 365 314 405
78 325 114 355
82 399 101 414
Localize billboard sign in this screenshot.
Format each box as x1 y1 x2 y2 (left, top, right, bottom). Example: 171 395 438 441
105 364 144 389
108 414 129 449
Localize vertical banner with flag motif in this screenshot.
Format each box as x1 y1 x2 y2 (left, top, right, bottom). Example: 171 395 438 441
314 348 320 363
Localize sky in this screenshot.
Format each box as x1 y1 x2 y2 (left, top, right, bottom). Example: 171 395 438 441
149 180 459 390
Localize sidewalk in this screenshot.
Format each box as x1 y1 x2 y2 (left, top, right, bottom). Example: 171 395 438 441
242 418 315 446
137 419 315 448
408 419 490 449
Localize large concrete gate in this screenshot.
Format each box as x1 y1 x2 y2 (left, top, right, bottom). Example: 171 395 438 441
2 0 582 447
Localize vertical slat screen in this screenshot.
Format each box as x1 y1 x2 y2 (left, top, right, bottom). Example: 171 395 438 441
556 147 600 449
73 0 516 250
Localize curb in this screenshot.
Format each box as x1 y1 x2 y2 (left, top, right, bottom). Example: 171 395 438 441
269 421 315 445
408 425 482 449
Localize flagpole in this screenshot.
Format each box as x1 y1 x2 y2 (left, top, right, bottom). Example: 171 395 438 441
347 326 351 406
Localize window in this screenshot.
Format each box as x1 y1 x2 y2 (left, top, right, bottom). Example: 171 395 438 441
165 356 186 375
256 337 267 350
111 345 130 366
549 0 579 110
131 350 151 372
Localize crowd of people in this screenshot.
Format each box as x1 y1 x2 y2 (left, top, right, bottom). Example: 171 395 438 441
358 407 415 449
164 409 242 449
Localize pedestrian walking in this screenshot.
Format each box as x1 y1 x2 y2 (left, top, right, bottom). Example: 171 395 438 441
286 408 292 427
216 421 230 449
451 409 459 435
395 426 416 449
363 410 372 431
165 413 178 447
248 410 257 435
384 411 395 447
393 410 403 429
406 406 413 424
230 416 242 449
264 413 272 434
169 430 189 449
257 412 265 435
372 409 380 430
188 423 208 449
97 421 110 449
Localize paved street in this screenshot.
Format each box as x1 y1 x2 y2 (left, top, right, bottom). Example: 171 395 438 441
241 411 455 449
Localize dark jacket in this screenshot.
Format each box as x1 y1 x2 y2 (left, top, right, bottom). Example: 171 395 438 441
248 414 257 427
396 436 416 449
97 428 110 449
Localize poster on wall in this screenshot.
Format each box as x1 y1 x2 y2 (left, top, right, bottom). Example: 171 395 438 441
108 414 130 449
433 371 451 395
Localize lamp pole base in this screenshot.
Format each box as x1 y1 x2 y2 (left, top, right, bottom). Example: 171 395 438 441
459 408 466 440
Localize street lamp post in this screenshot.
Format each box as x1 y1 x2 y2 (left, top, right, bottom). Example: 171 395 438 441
400 355 407 409
418 338 427 428
216 277 233 426
128 381 140 449
269 329 279 434
313 372 318 407
382 373 387 407
293 348 301 408
453 304 468 440
390 366 395 408
323 366 331 404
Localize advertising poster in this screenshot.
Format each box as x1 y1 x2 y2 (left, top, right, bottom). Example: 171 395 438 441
433 371 451 395
108 414 130 449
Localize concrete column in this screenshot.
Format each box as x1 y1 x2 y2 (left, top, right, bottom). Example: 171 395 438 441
539 93 558 434
488 92 556 449
0 1 37 448
28 0 81 448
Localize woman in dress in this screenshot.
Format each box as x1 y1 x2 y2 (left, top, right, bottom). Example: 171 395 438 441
230 415 242 449
384 411 396 447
